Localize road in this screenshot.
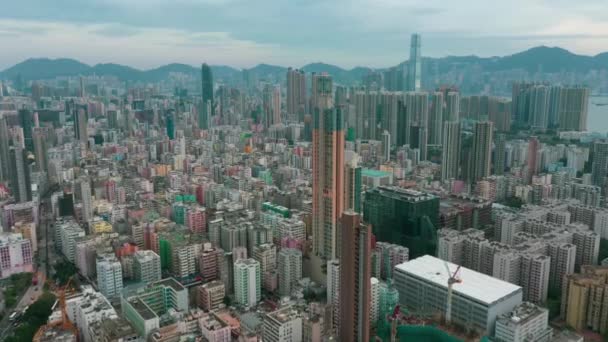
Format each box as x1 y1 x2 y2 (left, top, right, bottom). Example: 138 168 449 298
0 197 54 340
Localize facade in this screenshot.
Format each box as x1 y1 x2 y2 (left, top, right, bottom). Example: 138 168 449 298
286 68 306 120
198 280 225 312
234 258 261 308
394 255 523 334
338 212 371 342
441 121 461 181
469 121 494 183
0 233 34 279
406 33 422 91
97 254 124 299
200 63 213 129
278 248 302 297
561 265 608 334
263 306 302 342
133 250 162 284
495 302 552 342
364 186 439 258
8 145 32 203
311 73 345 278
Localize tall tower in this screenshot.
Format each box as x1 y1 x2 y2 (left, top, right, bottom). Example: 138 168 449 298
526 136 540 184
9 145 32 203
286 68 307 121
469 121 494 183
32 128 48 173
74 107 88 143
406 33 422 91
312 73 344 268
200 63 214 129
494 133 506 176
429 92 444 145
0 115 10 182
18 109 34 153
592 141 608 188
441 121 461 181
272 85 281 126
338 211 371 342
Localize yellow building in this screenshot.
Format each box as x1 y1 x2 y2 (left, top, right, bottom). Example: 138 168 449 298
91 219 113 234
562 265 608 334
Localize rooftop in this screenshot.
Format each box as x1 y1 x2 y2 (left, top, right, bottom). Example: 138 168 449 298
154 277 186 292
362 169 392 178
367 186 437 202
129 297 157 320
395 255 522 305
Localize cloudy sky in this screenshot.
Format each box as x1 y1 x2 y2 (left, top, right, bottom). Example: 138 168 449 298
1 0 607 70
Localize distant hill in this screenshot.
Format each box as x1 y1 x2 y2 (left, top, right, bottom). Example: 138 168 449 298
1 46 607 85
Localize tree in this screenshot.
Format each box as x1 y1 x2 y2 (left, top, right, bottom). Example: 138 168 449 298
5 291 56 342
54 260 77 285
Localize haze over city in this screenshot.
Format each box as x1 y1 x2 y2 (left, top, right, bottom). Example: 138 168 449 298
0 1 608 342
1 0 608 68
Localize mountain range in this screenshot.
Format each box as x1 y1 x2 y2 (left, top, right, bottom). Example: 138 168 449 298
1 46 607 85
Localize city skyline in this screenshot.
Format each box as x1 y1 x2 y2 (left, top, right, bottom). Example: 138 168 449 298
0 0 607 69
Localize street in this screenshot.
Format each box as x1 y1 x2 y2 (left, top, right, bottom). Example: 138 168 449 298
0 197 53 340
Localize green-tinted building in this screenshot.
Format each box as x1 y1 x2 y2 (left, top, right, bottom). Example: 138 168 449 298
364 186 439 258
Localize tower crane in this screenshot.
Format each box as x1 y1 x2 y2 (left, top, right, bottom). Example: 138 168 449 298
444 261 462 325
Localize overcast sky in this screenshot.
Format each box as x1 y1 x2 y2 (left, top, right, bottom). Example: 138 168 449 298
1 0 607 70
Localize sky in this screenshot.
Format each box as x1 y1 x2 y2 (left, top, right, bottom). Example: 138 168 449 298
1 0 607 70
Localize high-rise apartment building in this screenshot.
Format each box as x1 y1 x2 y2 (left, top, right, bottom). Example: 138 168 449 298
133 250 161 284
264 306 303 342
200 63 214 129
495 133 506 176
8 145 32 203
198 280 225 312
0 115 10 182
526 137 540 184
18 109 34 153
406 34 422 91
441 121 461 181
561 265 608 334
364 186 439 258
233 258 261 308
32 127 48 173
591 140 608 188
338 212 371 342
286 68 306 121
278 248 302 296
428 92 443 145
97 254 124 299
312 74 345 269
558 87 589 131
495 302 552 342
469 121 494 183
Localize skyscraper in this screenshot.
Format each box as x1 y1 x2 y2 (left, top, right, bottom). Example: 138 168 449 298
200 63 213 129
18 109 34 153
0 115 10 182
287 68 306 121
406 33 422 91
97 254 123 299
272 85 281 126
428 92 443 145
526 137 540 184
592 141 608 188
277 248 302 296
338 211 371 342
344 155 362 213
8 145 32 203
312 74 344 264
32 127 48 173
74 107 88 143
233 258 261 308
469 121 494 183
558 87 589 131
441 121 461 181
494 133 506 176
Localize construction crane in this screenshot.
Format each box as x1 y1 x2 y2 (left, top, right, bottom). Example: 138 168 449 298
33 278 79 341
443 261 462 325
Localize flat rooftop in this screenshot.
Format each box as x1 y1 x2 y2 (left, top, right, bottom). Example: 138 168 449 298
129 297 156 320
154 277 186 292
362 169 392 178
395 255 522 305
